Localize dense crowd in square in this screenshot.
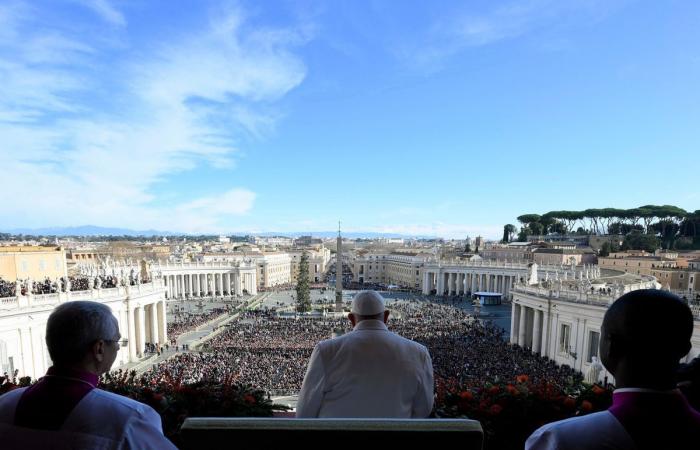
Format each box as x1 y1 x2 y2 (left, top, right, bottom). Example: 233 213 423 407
143 300 582 394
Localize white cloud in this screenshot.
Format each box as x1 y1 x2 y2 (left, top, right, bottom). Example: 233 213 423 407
396 0 632 70
79 0 126 27
0 2 309 233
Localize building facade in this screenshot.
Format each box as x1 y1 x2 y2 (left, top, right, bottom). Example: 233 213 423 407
0 279 167 380
290 247 331 284
0 246 68 282
509 275 700 382
352 252 429 289
158 260 258 297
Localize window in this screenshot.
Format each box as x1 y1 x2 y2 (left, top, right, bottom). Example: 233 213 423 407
559 324 571 354
587 331 600 362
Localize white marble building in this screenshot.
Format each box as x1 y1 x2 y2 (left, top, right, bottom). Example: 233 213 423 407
158 260 257 298
510 273 700 383
421 259 599 298
0 280 167 380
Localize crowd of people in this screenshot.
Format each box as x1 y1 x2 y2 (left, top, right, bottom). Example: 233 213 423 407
166 307 231 341
144 299 582 395
0 275 122 298
0 278 16 297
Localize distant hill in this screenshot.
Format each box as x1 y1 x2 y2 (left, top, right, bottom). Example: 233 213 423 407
252 231 437 239
4 225 178 237
2 226 436 239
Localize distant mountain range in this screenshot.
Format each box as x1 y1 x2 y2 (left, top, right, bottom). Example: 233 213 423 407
2 225 436 239
3 225 179 237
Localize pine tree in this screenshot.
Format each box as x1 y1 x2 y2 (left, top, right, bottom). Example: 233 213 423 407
296 251 311 312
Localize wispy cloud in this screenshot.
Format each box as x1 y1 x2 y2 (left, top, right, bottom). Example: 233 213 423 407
395 0 632 70
77 0 126 27
0 1 309 233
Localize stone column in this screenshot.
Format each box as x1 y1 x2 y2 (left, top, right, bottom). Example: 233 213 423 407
518 305 527 347
471 273 477 293
128 307 137 361
511 303 520 344
217 273 223 295
157 301 167 344
541 309 550 356
137 306 146 356
447 273 454 295
436 271 445 296
422 271 430 295
149 303 158 345
533 309 543 354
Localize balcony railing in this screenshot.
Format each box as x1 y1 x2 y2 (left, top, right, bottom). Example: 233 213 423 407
0 280 165 313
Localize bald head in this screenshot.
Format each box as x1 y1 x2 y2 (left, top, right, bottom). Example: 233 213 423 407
600 289 693 388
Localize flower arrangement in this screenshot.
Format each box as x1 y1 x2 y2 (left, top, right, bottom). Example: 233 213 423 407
435 375 613 450
1 370 287 448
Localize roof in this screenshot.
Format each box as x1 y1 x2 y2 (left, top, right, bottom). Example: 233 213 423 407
507 242 533 247
0 246 63 253
533 248 587 254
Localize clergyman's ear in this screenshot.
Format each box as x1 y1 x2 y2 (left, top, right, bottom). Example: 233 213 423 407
92 340 106 362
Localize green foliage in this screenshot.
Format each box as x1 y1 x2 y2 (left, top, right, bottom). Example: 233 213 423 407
506 205 694 248
516 214 541 225
502 224 516 243
517 228 529 242
622 232 660 252
674 237 694 250
295 251 311 312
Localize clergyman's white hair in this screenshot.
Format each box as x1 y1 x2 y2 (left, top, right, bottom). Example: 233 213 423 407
46 301 118 364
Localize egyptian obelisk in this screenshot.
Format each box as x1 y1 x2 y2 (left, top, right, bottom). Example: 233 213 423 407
335 222 343 312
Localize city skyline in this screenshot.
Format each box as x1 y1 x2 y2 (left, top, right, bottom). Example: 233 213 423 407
1 1 698 239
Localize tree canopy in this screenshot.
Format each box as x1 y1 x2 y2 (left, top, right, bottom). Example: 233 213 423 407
507 205 699 250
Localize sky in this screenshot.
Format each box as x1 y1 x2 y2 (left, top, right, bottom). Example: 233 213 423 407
0 0 698 239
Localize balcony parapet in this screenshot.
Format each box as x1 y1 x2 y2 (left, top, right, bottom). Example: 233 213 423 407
0 279 165 314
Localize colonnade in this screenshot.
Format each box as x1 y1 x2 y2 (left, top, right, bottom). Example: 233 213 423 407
162 270 256 299
510 302 547 354
422 270 516 297
127 300 168 359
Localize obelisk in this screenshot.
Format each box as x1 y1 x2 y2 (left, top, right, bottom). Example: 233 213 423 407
335 222 343 312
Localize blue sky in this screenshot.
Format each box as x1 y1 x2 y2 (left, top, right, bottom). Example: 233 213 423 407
0 0 698 238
